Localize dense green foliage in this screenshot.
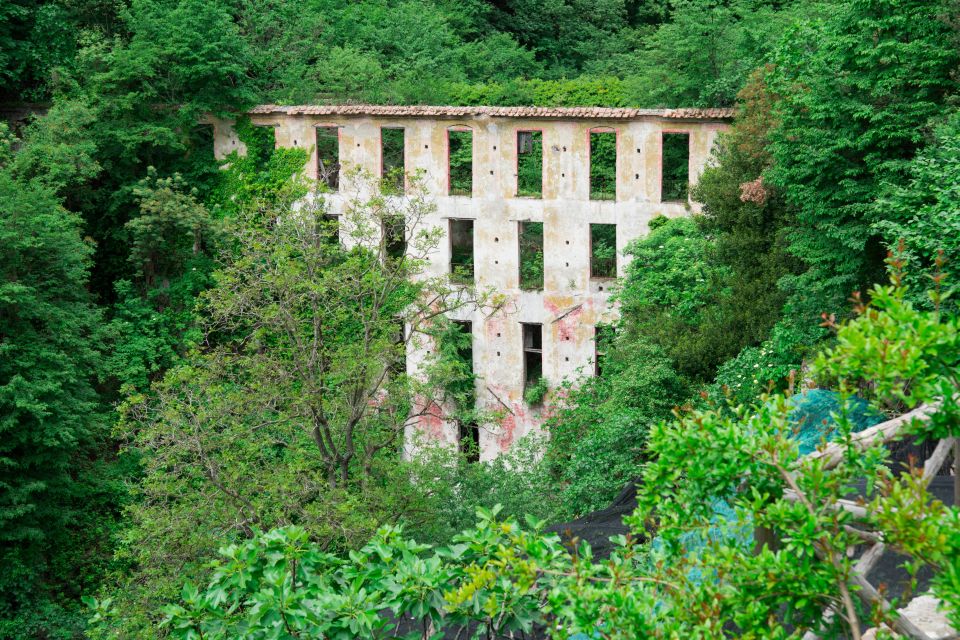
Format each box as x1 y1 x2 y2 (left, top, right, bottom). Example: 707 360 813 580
0 124 120 637
151 276 960 638
877 109 960 312
518 221 544 290
612 214 778 383
0 0 813 109
99 169 506 636
2 0 960 636
546 0 960 519
767 0 960 321
544 335 686 516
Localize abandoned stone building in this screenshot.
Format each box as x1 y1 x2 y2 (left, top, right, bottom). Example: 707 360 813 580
210 105 732 461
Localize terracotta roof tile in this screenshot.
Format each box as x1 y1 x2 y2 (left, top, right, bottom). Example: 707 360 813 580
247 104 734 120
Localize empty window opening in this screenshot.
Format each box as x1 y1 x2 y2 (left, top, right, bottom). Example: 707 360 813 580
381 127 405 192
459 421 480 462
246 124 277 168
594 324 615 377
589 130 617 201
321 213 340 247
192 124 216 166
449 219 474 283
518 221 544 291
590 223 617 278
387 318 406 379
516 130 543 198
522 323 543 390
661 132 690 202
383 215 405 261
451 320 479 462
316 126 340 191
448 129 473 196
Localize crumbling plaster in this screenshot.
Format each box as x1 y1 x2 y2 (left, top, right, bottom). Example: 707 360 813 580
211 108 729 461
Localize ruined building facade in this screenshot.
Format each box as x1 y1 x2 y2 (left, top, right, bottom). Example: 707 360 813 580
210 105 731 461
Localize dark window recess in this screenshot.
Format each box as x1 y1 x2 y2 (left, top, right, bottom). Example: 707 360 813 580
594 324 615 377
460 421 480 462
522 323 543 388
316 126 340 191
381 127 405 192
517 130 543 197
448 129 473 196
449 219 474 283
322 213 340 246
388 318 406 379
518 221 544 290
383 215 405 261
453 320 474 373
452 320 479 461
192 124 216 166
589 131 616 201
661 132 690 202
590 223 617 278
247 124 277 168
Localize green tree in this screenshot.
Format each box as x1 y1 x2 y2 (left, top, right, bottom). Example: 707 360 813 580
688 68 811 404
875 108 960 312
545 335 686 517
484 0 630 75
100 172 495 635
7 99 101 195
101 170 218 391
768 0 960 322
68 0 253 295
619 0 808 107
0 1 79 101
617 216 733 381
407 435 563 543
694 69 800 363
153 269 960 639
125 170 215 292
0 125 113 637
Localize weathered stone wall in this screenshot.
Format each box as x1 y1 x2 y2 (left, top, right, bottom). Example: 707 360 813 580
211 106 730 460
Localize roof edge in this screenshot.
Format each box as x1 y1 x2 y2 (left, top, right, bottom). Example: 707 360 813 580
246 104 735 120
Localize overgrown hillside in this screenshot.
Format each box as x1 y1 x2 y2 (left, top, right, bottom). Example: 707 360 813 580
1 0 958 637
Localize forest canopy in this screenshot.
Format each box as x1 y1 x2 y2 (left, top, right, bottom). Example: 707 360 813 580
1 0 959 638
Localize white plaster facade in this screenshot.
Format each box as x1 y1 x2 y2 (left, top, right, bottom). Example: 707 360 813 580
211 106 730 461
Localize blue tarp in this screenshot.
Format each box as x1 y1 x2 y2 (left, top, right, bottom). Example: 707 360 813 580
658 390 883 572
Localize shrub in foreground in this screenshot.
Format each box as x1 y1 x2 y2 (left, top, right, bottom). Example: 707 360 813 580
105 270 960 639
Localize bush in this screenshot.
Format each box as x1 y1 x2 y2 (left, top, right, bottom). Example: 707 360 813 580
618 216 736 381
545 336 686 517
710 319 821 406
147 274 960 639
523 376 549 406
406 435 563 544
875 108 960 314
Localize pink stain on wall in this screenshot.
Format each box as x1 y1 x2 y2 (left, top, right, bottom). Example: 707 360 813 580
539 387 568 423
496 412 517 451
413 395 447 441
543 297 585 346
424 401 445 439
543 297 563 316
484 316 504 339
496 403 531 452
555 306 582 343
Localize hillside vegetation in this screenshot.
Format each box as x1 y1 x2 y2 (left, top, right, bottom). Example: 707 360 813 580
1 0 959 637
